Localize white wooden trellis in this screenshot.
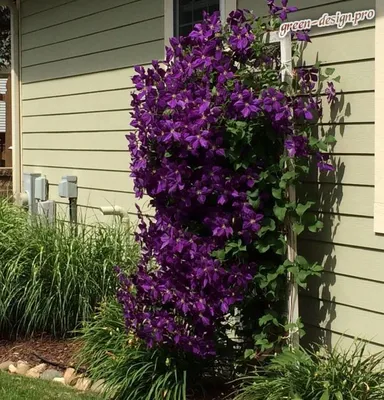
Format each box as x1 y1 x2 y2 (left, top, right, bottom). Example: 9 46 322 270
264 32 299 348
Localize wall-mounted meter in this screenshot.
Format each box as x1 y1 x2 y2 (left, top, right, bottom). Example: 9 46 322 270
58 175 78 225
38 200 56 225
58 176 78 199
22 173 42 214
35 176 49 202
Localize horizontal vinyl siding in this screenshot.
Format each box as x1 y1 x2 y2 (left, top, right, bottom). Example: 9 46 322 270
20 0 161 218
240 0 384 352
21 0 384 352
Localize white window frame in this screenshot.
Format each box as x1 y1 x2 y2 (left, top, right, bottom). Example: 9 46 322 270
164 0 237 45
375 0 384 233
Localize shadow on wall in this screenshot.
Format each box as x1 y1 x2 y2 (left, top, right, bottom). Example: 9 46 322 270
298 88 351 349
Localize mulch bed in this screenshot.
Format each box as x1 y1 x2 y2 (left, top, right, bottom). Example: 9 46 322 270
0 337 235 399
0 336 82 370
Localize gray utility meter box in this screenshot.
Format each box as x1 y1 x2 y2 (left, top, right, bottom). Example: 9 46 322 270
23 172 42 214
38 200 56 225
35 176 49 201
58 176 78 199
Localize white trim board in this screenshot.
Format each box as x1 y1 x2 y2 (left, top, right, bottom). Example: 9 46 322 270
375 0 384 233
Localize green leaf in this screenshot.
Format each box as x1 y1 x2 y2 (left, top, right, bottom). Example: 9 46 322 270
308 220 324 233
279 179 288 190
320 389 330 400
255 337 274 351
248 198 261 209
259 171 270 181
324 135 337 144
272 187 282 200
247 188 260 199
259 313 278 326
296 202 314 218
311 263 324 273
295 256 308 266
211 249 225 261
319 74 327 82
335 391 343 400
309 137 319 147
244 349 255 359
325 67 335 76
258 218 276 236
334 75 341 83
273 205 287 222
282 170 297 181
317 140 328 151
296 164 310 174
302 212 317 226
292 222 304 235
255 242 271 254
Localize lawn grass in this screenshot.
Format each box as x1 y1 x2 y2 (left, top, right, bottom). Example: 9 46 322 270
0 372 101 400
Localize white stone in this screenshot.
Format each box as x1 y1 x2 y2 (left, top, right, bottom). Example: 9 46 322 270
75 377 92 391
25 364 47 379
63 367 76 385
16 362 31 376
0 361 14 371
53 377 66 385
90 379 107 393
40 369 63 381
8 364 17 374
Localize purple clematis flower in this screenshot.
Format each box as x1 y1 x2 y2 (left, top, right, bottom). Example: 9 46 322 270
212 217 234 238
243 212 264 232
296 30 312 42
234 90 261 117
317 153 335 172
270 0 298 21
285 135 309 158
186 129 211 150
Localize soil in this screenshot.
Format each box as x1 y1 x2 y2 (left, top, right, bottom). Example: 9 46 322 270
0 338 235 399
0 336 82 370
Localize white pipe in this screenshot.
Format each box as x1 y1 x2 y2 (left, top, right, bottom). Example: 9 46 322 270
99 206 130 224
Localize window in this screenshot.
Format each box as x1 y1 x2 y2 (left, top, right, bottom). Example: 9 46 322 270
164 0 237 52
174 0 221 37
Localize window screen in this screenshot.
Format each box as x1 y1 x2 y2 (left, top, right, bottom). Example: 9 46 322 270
174 0 220 37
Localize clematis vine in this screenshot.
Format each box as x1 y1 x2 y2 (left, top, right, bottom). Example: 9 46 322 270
119 1 338 358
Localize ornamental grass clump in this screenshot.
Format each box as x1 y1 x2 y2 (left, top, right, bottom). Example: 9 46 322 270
234 342 384 400
0 198 139 338
119 0 339 360
76 300 188 400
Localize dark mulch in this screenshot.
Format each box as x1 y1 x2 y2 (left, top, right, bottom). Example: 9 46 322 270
0 338 237 399
0 336 82 370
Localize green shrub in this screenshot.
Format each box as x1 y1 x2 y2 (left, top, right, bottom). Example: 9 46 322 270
234 342 384 400
0 198 139 338
75 300 187 400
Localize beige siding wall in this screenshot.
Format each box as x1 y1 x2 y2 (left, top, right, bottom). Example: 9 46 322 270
20 0 162 222
238 0 381 352
20 0 384 350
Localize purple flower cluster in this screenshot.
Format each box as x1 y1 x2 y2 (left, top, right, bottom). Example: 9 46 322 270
119 8 333 357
